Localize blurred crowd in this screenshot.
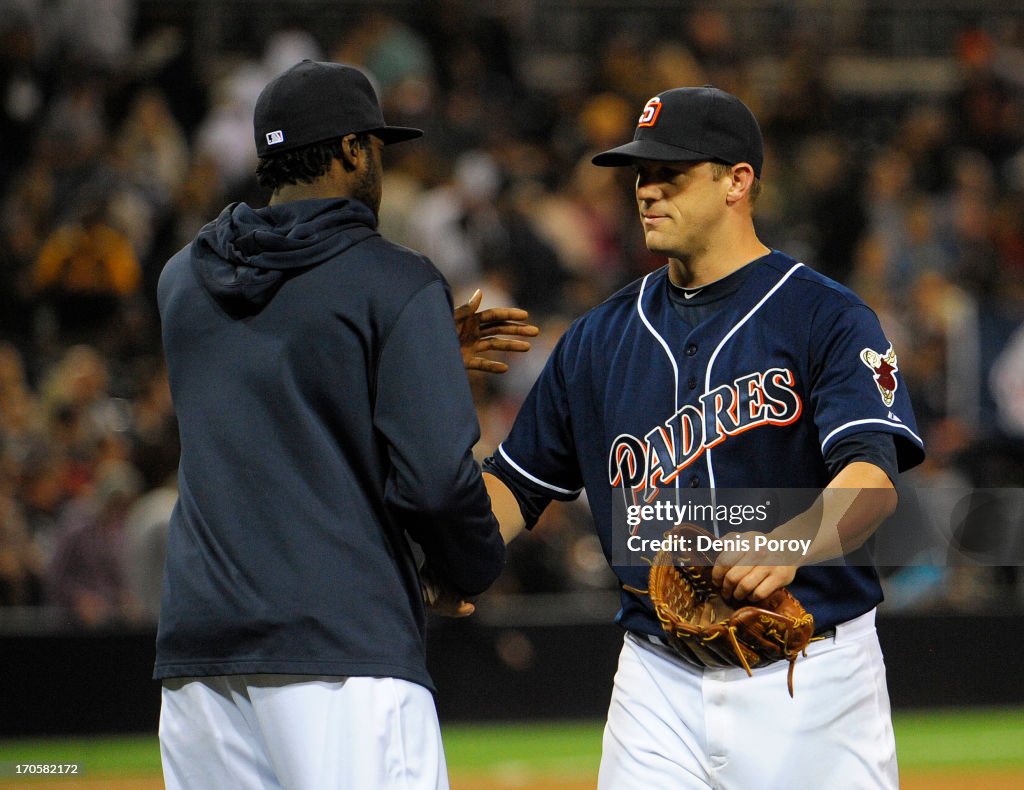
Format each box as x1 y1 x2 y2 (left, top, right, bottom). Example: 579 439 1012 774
1 0 1024 627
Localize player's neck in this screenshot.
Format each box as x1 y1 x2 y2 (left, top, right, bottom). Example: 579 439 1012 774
667 238 770 289
269 162 356 206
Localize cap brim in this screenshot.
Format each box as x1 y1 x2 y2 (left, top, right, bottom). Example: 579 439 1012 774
372 126 424 145
592 139 708 167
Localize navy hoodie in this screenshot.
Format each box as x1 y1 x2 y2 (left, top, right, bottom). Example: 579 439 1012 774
154 198 504 689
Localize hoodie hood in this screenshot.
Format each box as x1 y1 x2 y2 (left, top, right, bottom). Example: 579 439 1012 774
192 198 378 310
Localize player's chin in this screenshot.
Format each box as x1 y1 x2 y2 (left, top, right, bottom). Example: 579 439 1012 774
643 232 676 257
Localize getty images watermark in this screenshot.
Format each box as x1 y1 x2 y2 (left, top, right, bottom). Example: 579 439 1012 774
611 487 1024 567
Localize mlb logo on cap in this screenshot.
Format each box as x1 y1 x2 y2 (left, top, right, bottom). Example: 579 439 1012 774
253 60 423 157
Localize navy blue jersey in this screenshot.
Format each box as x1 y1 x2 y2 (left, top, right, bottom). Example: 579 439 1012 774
489 251 924 634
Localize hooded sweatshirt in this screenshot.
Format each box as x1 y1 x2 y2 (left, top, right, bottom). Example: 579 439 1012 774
154 197 504 689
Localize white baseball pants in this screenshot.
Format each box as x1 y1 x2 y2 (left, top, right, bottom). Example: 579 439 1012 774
598 609 898 789
160 674 448 790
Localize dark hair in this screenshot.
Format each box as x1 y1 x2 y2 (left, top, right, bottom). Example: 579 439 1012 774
255 134 370 190
709 161 762 205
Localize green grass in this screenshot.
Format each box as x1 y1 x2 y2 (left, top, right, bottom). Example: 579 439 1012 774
442 721 603 777
0 735 160 777
0 707 1021 778
894 707 1024 770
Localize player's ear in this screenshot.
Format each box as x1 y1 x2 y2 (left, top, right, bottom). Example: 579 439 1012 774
725 163 757 205
339 133 362 173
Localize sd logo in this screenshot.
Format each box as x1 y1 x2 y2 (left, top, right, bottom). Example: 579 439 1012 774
638 97 662 127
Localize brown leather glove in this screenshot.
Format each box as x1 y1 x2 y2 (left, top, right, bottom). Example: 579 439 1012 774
646 523 815 697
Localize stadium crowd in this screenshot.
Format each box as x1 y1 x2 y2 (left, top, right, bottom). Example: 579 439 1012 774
1 1 1023 625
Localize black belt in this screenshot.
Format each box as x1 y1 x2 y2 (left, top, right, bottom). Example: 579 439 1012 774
636 626 836 671
640 626 834 647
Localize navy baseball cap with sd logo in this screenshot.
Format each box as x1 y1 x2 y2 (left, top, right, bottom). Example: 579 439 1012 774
253 60 423 157
592 86 763 178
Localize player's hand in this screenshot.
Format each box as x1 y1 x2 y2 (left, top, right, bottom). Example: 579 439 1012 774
454 289 539 374
711 531 798 602
420 563 477 617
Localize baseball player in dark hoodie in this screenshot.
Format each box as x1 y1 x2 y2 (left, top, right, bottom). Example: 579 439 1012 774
155 61 530 790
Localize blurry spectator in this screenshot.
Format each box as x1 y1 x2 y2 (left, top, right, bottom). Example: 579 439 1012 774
112 87 189 220
127 356 178 489
569 92 636 165
860 145 919 292
0 161 53 345
162 152 231 254
36 75 108 196
528 156 646 298
131 20 209 137
0 9 50 187
38 345 131 496
407 149 506 291
262 27 324 83
952 26 1024 169
992 190 1024 306
903 272 982 429
648 43 705 101
0 342 42 464
375 146 430 249
52 0 134 73
598 33 653 101
482 180 569 317
894 103 954 194
123 474 176 623
939 149 1001 298
783 133 867 284
762 35 833 152
29 197 141 344
46 458 143 626
193 62 267 192
990 319 1024 438
15 443 68 562
685 7 743 90
0 490 44 606
886 195 954 286
3 156 55 256
333 12 434 97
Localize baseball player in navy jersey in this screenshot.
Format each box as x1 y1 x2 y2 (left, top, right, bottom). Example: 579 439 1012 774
474 87 925 788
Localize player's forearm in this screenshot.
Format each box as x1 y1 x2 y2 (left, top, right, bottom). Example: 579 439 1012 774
774 461 897 565
484 472 527 544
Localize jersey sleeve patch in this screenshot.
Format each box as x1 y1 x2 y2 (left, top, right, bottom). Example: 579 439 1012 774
860 344 899 408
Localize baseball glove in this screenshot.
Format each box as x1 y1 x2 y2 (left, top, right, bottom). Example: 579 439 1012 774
645 523 814 697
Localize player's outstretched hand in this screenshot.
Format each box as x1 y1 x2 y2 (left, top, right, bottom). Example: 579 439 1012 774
420 563 477 618
711 531 799 602
455 288 539 374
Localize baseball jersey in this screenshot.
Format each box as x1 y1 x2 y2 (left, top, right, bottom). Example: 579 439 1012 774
487 251 924 635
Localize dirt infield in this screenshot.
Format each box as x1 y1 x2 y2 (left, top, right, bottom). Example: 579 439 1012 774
450 772 1024 789
901 770 1024 790
5 769 1024 788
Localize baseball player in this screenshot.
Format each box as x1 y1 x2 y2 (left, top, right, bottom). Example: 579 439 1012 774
154 61 532 790
478 87 925 788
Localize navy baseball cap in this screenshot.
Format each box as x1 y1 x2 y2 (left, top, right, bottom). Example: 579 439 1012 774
253 60 423 157
592 86 764 178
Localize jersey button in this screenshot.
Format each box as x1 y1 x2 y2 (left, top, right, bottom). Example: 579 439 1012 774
687 376 697 390
685 344 698 356
690 476 700 488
